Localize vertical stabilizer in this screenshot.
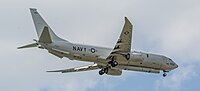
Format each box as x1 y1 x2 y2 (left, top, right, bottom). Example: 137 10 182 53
30 8 69 42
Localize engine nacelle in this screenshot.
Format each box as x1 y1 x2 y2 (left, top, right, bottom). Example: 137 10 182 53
106 68 122 76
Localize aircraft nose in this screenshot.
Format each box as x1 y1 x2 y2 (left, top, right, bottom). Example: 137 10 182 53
175 64 178 68
168 58 178 69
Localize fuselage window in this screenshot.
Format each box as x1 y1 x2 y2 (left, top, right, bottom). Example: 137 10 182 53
166 63 169 65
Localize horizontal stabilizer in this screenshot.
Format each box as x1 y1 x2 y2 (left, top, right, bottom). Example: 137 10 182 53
17 43 38 49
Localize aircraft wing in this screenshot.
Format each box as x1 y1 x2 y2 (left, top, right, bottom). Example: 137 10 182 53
47 64 99 73
107 17 133 61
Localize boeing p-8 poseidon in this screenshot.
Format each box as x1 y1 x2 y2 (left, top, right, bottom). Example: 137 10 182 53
18 8 178 77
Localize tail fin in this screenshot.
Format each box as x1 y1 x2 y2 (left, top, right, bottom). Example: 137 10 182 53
30 8 69 42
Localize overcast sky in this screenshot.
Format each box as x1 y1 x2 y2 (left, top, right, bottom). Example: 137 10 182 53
0 0 200 91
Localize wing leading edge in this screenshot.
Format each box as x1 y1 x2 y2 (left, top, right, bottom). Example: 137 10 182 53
47 64 99 73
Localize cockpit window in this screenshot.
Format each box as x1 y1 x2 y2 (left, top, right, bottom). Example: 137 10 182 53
170 63 175 66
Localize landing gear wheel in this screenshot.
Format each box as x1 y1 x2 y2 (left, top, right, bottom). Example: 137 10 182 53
99 68 109 75
108 56 118 67
125 53 130 60
99 69 105 75
110 61 118 67
163 73 167 77
104 68 108 74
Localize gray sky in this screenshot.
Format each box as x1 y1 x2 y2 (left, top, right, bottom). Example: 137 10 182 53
0 0 200 91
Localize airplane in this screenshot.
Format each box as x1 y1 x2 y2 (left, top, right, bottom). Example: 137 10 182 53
18 8 178 77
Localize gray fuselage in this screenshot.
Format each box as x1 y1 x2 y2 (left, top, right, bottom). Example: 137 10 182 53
42 41 178 74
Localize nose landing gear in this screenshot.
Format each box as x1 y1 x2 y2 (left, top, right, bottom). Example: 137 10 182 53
163 73 167 77
162 70 169 77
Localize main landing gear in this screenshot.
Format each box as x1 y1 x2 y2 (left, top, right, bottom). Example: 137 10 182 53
99 68 108 75
107 53 130 67
108 56 118 67
108 60 118 67
100 53 130 75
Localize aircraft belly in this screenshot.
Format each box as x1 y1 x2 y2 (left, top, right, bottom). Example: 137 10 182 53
118 65 160 74
80 56 98 62
66 53 98 62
